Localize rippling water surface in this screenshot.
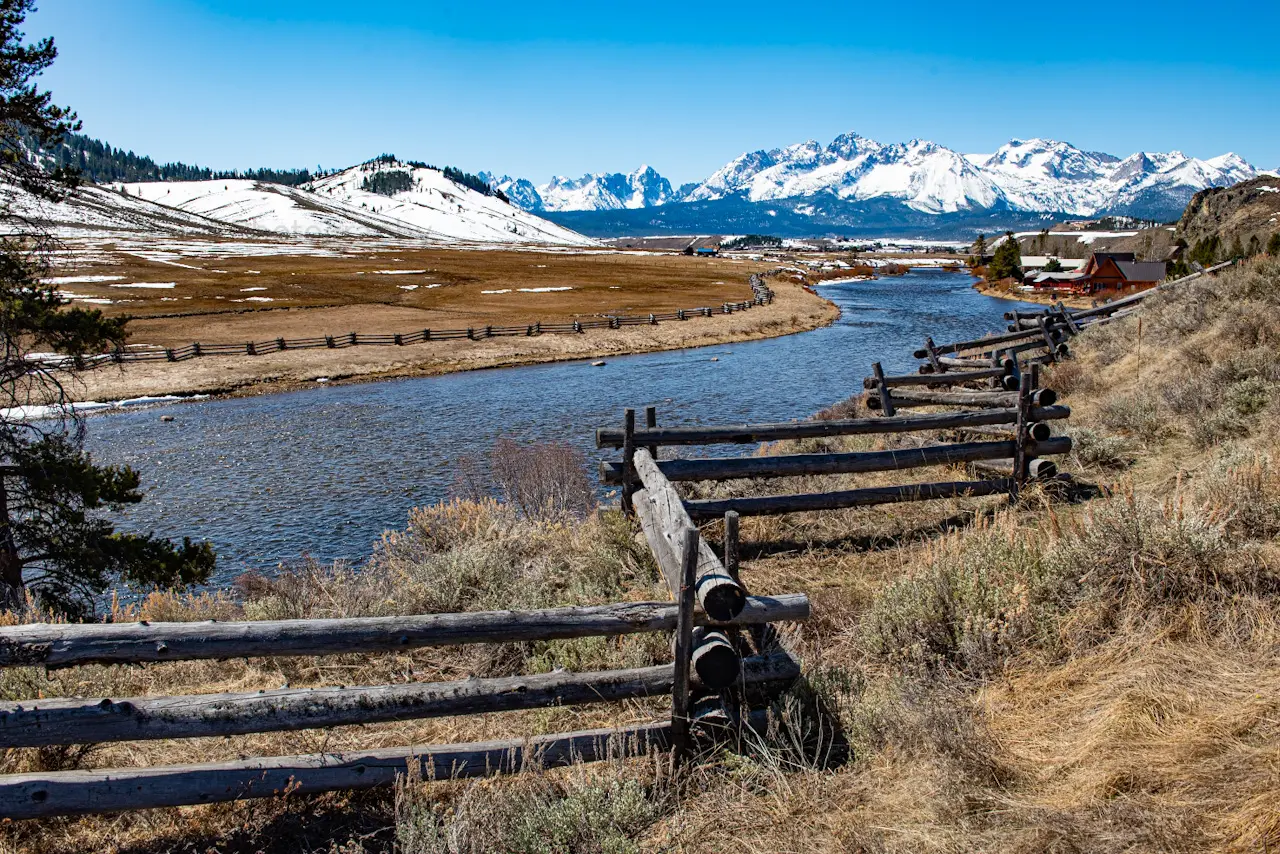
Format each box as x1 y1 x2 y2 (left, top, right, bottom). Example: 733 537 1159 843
84 271 1037 582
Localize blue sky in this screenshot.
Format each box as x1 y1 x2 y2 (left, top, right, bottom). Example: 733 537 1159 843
29 1 1280 184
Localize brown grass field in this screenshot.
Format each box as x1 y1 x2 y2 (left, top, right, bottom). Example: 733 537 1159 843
44 238 837 400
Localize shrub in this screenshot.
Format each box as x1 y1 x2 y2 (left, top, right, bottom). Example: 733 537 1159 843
1068 427 1134 470
858 521 1070 678
458 439 595 521
395 765 666 854
1095 391 1168 444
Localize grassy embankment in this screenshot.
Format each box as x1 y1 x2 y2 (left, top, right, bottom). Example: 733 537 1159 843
5 258 1280 853
46 240 836 401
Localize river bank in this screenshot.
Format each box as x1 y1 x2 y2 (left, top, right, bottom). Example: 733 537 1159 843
972 278 1095 308
70 276 838 403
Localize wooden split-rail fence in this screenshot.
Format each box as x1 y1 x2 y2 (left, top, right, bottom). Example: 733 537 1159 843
597 260 1237 534
81 276 775 365
0 389 809 825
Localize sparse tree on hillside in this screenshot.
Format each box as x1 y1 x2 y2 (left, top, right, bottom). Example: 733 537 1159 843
1247 235 1261 258
973 233 986 257
1229 236 1246 260
1268 233 1280 257
0 0 213 615
986 231 1023 283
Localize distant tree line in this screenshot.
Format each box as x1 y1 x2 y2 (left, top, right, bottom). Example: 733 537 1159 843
721 234 783 250
29 129 320 185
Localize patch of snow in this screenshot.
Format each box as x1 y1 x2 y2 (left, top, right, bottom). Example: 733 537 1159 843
109 282 177 289
516 286 573 293
45 274 125 284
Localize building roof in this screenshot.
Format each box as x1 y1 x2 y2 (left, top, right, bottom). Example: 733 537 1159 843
1093 252 1136 263
1115 261 1166 282
1033 271 1087 284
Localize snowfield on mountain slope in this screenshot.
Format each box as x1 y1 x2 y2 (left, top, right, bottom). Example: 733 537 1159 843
306 162 596 245
116 179 439 238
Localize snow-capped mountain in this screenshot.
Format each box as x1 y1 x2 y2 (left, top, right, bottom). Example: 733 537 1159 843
502 134 1257 226
483 166 676 213
684 133 1002 214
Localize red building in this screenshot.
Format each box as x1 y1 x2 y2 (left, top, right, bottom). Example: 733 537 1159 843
1075 252 1166 296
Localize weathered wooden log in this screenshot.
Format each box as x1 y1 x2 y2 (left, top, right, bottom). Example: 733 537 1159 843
913 326 1044 358
973 458 1059 480
606 439 1025 484
0 651 797 748
866 388 1056 410
0 722 675 819
955 422 1053 442
0 596 807 670
597 406 1071 449
684 478 1018 520
862 367 1008 389
631 450 746 621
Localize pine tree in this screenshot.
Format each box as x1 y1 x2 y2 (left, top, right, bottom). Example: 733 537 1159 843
0 0 213 615
973 234 986 257
986 231 1023 282
1268 233 1280 257
1247 235 1262 257
1229 236 1246 260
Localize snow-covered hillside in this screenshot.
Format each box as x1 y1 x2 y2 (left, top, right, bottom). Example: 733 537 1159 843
116 179 440 238
484 166 675 213
10 162 595 246
305 160 594 244
500 133 1257 220
1 181 257 238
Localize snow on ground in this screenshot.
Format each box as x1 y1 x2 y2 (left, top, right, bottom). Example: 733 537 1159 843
516 286 573 293
307 160 597 247
45 274 125 284
1 394 207 421
109 282 177 289
481 289 512 294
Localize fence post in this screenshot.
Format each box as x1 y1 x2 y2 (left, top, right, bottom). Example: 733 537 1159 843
1012 372 1032 498
677 310 685 321
165 348 175 362
724 511 740 582
923 337 945 374
1037 317 1058 361
326 336 335 348
574 321 582 333
872 362 895 417
277 337 286 352
192 342 202 357
348 332 357 346
246 342 256 356
622 408 636 515
534 322 541 335
423 329 431 341
645 406 658 460
649 314 656 325
671 526 699 765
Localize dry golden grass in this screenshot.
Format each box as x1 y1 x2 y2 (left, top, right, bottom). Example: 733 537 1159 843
5 258 1280 854
47 238 838 400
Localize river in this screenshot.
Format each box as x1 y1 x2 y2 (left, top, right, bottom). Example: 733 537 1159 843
83 270 1035 583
